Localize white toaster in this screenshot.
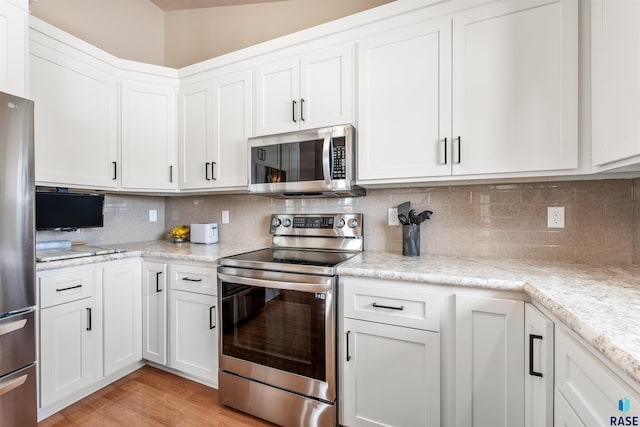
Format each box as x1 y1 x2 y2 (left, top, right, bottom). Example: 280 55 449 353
190 223 219 244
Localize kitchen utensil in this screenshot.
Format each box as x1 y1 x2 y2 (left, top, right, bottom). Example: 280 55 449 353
408 209 417 224
417 210 433 224
398 214 410 225
397 201 411 218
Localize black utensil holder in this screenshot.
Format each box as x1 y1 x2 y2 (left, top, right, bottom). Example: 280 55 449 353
402 224 420 256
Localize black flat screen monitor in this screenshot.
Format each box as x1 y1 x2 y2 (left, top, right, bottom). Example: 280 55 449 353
36 192 105 231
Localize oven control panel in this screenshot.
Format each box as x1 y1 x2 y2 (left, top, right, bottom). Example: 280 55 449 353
269 213 363 237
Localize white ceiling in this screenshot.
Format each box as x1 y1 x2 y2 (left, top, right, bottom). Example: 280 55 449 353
149 0 292 11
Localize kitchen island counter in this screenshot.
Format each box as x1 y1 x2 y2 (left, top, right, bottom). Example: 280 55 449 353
338 251 640 389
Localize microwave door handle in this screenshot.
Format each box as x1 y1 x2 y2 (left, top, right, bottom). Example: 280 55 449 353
322 135 332 185
218 272 331 294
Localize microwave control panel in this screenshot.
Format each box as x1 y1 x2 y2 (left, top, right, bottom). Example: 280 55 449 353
332 137 346 179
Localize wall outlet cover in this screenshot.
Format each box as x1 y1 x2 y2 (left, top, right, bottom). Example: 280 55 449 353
148 209 157 223
221 210 230 224
547 206 565 228
388 208 399 226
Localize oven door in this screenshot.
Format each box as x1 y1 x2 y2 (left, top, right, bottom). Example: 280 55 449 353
217 266 336 403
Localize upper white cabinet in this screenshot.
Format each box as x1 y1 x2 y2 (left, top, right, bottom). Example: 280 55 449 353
358 0 578 183
592 0 640 169
455 294 524 427
357 19 452 181
120 81 177 191
178 69 252 190
30 34 119 189
255 44 352 136
0 0 27 97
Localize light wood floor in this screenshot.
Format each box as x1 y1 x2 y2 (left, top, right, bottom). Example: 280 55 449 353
38 366 275 427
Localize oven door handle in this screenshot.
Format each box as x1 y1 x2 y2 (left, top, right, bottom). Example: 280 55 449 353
218 273 331 294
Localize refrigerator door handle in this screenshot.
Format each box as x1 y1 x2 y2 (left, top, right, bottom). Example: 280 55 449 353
0 374 27 397
0 319 27 337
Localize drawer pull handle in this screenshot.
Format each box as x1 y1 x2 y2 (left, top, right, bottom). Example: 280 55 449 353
346 330 351 362
372 302 404 311
529 334 543 377
181 277 203 282
56 284 82 292
0 374 27 397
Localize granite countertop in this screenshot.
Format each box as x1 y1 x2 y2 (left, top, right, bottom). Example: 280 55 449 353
36 241 640 388
338 251 640 388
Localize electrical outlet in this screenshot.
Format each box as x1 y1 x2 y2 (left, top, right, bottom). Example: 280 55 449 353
148 209 157 223
388 208 399 226
221 210 230 224
547 206 565 228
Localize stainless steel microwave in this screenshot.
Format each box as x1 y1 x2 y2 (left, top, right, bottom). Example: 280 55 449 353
247 124 365 198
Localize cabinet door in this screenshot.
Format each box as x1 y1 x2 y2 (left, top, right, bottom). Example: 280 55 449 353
178 80 213 190
121 81 177 191
592 0 640 167
455 295 524 427
169 289 218 384
211 70 252 189
142 261 167 365
452 0 578 175
554 390 587 427
255 57 300 136
299 45 352 130
30 44 118 189
0 0 26 97
525 304 554 427
341 318 440 427
40 297 102 408
358 18 452 182
103 261 142 377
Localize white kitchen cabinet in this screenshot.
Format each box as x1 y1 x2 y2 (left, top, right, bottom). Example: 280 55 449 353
103 260 142 377
39 266 103 408
455 294 524 427
555 326 640 426
168 263 218 384
29 37 119 189
525 304 554 427
591 0 640 169
357 18 452 181
340 277 441 427
255 44 352 136
0 0 27 97
120 81 177 191
357 0 578 183
178 69 252 190
554 390 586 427
142 261 167 365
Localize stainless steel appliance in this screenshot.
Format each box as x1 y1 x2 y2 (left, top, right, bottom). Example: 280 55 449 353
247 124 365 198
0 91 37 426
217 213 364 427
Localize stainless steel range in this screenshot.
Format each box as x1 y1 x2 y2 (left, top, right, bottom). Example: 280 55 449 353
217 213 364 427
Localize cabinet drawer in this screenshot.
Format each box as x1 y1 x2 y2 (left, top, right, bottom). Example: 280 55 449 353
39 267 98 308
342 281 441 331
555 327 640 426
170 263 217 296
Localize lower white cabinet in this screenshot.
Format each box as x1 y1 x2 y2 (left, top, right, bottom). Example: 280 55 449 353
555 326 640 426
341 318 440 427
554 389 586 427
525 304 554 427
454 294 524 427
103 260 142 376
142 261 168 365
39 265 103 408
168 263 218 385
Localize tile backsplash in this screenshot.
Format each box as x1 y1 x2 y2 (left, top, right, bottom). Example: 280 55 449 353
37 179 640 265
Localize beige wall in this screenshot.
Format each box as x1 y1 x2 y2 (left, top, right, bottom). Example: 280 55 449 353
165 179 637 266
29 0 394 68
30 0 165 65
164 0 394 67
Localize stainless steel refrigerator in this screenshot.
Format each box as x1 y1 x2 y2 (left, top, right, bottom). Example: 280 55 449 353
0 91 37 426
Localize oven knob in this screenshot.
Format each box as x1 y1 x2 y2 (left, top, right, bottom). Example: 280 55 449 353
271 217 282 228
347 218 358 229
336 218 346 228
283 218 292 227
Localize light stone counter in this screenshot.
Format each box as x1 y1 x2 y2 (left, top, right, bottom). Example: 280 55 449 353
35 240 264 272
338 251 640 388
